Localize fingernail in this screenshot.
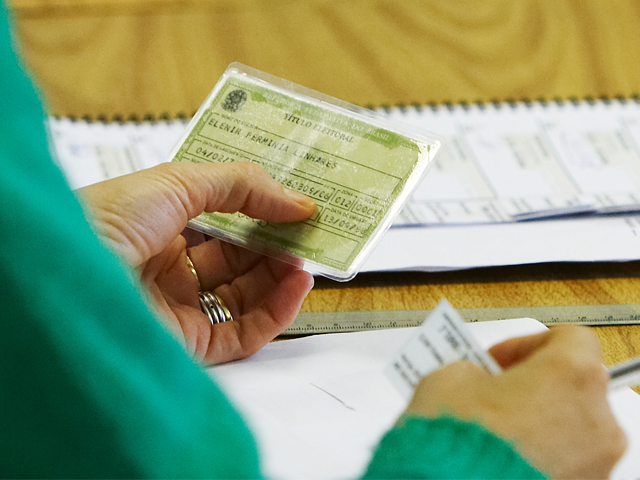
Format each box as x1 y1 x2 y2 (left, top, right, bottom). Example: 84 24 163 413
284 188 316 209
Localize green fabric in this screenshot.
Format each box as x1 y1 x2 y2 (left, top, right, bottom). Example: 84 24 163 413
0 4 545 479
0 4 260 478
364 415 546 479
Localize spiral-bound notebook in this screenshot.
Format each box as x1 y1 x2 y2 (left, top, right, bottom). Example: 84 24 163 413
49 96 640 227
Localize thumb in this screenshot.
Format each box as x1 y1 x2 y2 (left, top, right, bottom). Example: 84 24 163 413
488 325 603 370
488 330 552 369
80 161 315 266
168 161 316 222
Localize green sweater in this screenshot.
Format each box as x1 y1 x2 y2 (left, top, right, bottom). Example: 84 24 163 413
0 4 543 478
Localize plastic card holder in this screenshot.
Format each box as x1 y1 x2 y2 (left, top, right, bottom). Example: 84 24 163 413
169 63 442 281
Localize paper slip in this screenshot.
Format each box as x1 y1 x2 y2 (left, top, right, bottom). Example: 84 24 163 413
386 299 502 399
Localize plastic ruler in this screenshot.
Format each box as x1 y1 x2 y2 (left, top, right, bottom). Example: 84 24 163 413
283 304 640 335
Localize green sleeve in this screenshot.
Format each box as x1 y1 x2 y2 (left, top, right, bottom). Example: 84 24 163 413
0 5 261 478
363 415 547 480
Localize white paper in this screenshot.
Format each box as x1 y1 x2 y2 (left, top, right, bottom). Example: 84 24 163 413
48 98 640 223
386 299 501 398
363 214 640 272
391 99 640 225
210 319 640 480
46 108 640 273
47 117 187 189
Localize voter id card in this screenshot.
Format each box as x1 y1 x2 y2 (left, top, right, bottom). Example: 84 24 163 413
169 63 442 281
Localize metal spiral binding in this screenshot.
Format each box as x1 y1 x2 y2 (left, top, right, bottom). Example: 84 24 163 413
381 93 640 117
53 92 640 123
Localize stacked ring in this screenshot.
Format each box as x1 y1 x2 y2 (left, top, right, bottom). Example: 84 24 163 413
187 251 234 325
198 291 234 325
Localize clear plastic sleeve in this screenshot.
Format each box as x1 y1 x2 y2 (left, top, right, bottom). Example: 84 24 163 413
168 63 443 281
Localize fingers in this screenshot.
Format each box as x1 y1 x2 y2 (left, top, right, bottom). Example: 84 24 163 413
541 325 603 361
532 326 609 393
489 325 603 370
187 232 306 292
187 239 264 290
157 161 316 223
488 331 551 368
181 227 209 247
232 266 314 355
223 256 309 316
406 361 489 418
202 266 314 364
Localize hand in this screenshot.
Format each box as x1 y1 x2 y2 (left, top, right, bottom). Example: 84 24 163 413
79 161 316 365
405 325 627 479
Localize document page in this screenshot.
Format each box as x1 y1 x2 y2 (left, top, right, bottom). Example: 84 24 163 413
48 117 188 189
48 98 640 226
361 213 640 272
392 99 640 225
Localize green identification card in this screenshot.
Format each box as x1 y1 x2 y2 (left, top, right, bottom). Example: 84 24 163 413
170 64 441 281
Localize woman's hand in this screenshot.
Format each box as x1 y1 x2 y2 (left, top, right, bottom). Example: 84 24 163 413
79 161 316 365
405 325 627 479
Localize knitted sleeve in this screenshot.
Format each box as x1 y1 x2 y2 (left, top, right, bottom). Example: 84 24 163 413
363 415 547 480
0 5 262 478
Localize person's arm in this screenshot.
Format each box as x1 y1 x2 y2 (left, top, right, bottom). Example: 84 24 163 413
364 325 626 479
0 4 312 476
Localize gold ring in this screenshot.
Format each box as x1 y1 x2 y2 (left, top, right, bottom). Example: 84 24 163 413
186 251 201 288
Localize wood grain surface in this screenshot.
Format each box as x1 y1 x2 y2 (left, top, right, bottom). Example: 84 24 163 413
8 0 640 383
11 0 640 117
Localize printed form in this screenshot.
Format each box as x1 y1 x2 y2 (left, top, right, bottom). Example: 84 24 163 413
393 99 640 225
46 98 640 271
49 99 640 226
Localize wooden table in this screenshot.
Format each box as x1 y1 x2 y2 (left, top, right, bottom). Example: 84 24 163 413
305 264 640 372
11 0 640 389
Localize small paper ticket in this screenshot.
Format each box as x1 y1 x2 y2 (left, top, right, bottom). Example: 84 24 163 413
386 299 501 399
169 63 440 281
